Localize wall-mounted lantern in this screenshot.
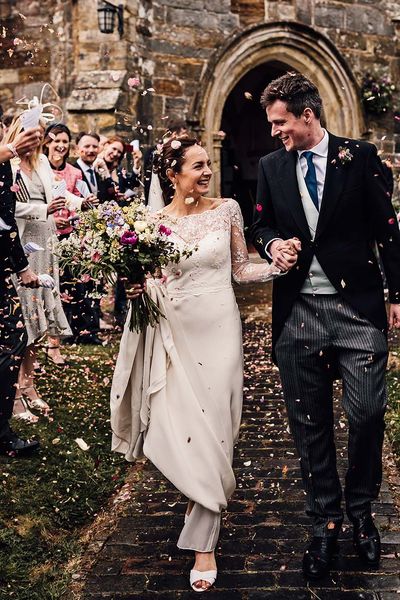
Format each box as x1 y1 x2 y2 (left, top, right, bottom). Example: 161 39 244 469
97 1 124 37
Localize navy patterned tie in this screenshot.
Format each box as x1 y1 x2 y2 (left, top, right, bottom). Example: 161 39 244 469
87 167 96 187
302 151 319 211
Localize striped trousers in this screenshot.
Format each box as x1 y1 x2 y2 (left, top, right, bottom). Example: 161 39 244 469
275 294 388 537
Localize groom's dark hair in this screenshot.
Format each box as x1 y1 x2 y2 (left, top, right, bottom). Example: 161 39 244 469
260 72 323 119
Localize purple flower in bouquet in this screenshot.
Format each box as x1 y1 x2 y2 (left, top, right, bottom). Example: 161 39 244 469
159 224 172 236
120 231 138 246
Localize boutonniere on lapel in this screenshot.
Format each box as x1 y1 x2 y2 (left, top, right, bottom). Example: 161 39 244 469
331 145 353 167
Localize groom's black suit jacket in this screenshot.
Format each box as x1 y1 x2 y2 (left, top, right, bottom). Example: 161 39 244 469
249 133 400 359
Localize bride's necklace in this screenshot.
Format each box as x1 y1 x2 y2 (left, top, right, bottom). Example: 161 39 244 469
184 196 198 207
164 195 203 219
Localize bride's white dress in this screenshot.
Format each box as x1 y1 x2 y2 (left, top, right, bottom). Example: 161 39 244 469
110 199 280 550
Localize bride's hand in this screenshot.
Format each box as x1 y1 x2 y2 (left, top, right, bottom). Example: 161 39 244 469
284 238 301 271
289 237 302 253
124 281 145 299
275 237 301 273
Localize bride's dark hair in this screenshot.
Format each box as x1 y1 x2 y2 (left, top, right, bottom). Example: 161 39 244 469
152 135 200 204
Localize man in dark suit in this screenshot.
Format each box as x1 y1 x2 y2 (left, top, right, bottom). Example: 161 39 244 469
75 131 113 202
250 73 400 579
70 131 106 344
75 132 141 203
0 127 41 456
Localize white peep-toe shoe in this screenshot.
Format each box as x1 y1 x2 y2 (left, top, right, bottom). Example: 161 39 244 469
21 386 50 413
12 397 39 424
190 569 217 592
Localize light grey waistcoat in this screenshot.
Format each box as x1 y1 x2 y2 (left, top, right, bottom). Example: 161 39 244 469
296 160 337 294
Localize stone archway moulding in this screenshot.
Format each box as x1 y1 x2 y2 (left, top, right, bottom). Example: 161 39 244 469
193 22 364 196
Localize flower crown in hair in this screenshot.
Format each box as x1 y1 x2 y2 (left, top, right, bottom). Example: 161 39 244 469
16 83 63 124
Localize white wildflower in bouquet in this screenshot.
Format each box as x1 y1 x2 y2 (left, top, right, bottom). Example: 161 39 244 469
57 200 194 332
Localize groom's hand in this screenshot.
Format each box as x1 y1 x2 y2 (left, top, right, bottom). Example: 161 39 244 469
389 304 400 329
270 238 301 271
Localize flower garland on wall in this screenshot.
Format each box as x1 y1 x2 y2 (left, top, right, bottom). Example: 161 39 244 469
361 73 396 115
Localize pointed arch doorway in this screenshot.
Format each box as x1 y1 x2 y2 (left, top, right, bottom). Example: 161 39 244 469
220 60 288 227
193 22 363 224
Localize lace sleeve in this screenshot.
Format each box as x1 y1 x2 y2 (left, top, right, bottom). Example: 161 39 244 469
228 200 282 284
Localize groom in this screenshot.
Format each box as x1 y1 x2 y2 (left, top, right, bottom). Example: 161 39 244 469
250 72 400 579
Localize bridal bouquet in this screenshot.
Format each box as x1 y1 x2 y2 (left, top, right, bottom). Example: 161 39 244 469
57 200 194 332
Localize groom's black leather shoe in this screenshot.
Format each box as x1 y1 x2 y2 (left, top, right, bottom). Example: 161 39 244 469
0 430 40 457
353 514 380 568
302 536 338 580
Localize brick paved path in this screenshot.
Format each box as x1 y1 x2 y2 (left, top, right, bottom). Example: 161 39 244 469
83 298 400 599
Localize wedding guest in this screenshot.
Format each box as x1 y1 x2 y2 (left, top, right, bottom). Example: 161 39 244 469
4 115 83 417
94 135 142 203
111 136 300 591
0 127 41 453
44 123 83 195
75 132 107 200
96 136 142 323
43 123 101 348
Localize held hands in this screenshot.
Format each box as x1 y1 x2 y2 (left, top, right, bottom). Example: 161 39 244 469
18 267 40 288
270 238 302 272
389 304 400 329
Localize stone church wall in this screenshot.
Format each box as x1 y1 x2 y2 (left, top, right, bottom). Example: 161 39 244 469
0 0 399 196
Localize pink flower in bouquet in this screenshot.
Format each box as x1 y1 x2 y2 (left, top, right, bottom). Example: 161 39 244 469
91 250 102 263
80 273 91 283
256 203 262 212
120 231 138 246
159 224 172 236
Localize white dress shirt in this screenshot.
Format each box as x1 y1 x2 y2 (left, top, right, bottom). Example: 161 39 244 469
77 158 98 194
297 128 328 208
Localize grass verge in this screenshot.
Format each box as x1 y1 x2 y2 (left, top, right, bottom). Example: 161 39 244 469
387 370 400 462
0 339 129 600
1 333 400 600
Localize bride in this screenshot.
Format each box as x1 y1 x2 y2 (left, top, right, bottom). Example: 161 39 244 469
110 136 300 592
